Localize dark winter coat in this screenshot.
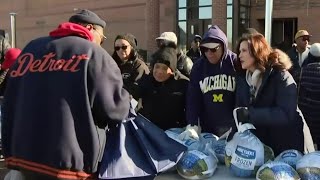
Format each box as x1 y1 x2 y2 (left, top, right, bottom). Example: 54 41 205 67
186 48 201 63
297 55 320 145
287 46 312 82
113 54 150 99
1 22 130 179
236 67 304 155
136 72 189 130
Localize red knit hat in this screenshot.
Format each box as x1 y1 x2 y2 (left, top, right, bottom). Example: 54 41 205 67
2 48 22 70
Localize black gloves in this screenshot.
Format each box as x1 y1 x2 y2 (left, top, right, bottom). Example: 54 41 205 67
236 107 250 123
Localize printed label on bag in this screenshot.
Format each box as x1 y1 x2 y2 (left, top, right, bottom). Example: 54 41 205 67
180 150 205 169
231 145 256 170
189 150 207 159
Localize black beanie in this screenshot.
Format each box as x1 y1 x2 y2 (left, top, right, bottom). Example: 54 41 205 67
69 9 106 28
151 47 177 71
114 33 138 49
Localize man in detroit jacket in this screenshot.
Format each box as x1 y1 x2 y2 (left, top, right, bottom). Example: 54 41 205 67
1 9 130 179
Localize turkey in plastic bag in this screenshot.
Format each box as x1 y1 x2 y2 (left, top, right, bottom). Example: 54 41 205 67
296 151 320 180
256 161 300 180
274 149 303 169
224 108 265 177
165 128 204 151
176 143 218 180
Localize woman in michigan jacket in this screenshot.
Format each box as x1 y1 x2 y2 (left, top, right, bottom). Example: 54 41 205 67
234 33 304 155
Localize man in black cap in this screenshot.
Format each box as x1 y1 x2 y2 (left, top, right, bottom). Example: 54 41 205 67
2 9 130 179
69 9 107 46
186 35 202 63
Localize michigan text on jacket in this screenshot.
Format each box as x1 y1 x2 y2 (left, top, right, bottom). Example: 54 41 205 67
199 74 236 94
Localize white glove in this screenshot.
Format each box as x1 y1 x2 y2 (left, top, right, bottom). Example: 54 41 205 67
178 125 200 141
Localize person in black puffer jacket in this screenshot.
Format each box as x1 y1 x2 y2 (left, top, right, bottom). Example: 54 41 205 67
135 47 189 130
112 33 150 99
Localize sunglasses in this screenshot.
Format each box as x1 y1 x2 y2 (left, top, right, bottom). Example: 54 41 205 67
201 45 220 53
93 27 107 45
114 45 128 51
302 36 310 41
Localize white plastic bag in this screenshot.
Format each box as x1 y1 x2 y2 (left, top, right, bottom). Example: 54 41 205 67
177 143 218 179
256 161 300 180
224 108 265 177
296 151 320 180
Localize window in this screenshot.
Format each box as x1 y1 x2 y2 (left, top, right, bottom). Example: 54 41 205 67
179 0 187 8
240 0 250 6
237 0 251 48
227 19 233 45
177 0 212 50
179 9 187 20
199 0 212 6
227 5 233 18
239 3 251 37
199 7 212 19
178 0 188 51
178 21 187 50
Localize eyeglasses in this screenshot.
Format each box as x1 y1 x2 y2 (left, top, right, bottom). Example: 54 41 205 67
114 45 128 51
201 45 220 53
93 28 107 45
302 36 310 42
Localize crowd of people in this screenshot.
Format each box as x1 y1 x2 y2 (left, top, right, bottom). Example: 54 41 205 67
0 9 319 180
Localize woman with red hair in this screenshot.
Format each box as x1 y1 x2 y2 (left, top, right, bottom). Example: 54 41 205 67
233 33 306 155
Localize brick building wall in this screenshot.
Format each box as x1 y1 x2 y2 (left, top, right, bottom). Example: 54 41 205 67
250 0 320 43
0 0 176 58
1 0 320 56
212 0 227 34
146 0 160 58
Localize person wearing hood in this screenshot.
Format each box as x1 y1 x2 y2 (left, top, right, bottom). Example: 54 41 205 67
234 33 306 155
178 25 237 139
135 47 189 130
155 32 193 77
1 9 130 179
112 33 150 99
297 43 320 149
